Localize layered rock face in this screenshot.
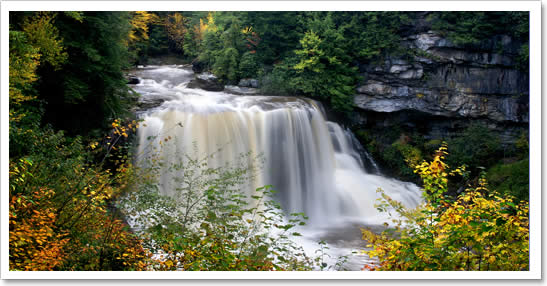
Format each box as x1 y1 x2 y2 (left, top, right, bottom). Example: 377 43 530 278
355 31 529 125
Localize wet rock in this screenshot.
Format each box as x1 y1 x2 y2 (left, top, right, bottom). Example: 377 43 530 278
187 72 224 91
224 85 260 96
136 97 166 110
389 64 411 73
239 78 259 88
412 31 444 51
127 76 140 84
399 68 423 79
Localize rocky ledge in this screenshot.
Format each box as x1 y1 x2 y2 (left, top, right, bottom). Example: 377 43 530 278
354 31 529 124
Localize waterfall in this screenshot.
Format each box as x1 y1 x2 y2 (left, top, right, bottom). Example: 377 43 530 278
133 65 422 226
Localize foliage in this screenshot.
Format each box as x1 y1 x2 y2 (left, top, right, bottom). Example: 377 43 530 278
9 181 70 270
446 124 501 175
383 138 422 181
21 12 67 69
34 11 135 134
335 12 410 63
431 12 529 46
362 144 529 271
240 12 304 65
120 137 313 271
210 16 246 83
258 58 299 96
487 159 529 202
129 11 158 43
128 11 159 64
8 30 41 122
165 13 188 53
9 120 149 271
289 13 359 112
239 51 260 79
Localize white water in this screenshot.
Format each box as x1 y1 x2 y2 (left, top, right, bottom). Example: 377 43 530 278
131 65 422 269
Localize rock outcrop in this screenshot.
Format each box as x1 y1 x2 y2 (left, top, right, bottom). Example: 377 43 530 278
187 72 224 92
354 31 529 124
224 85 260 96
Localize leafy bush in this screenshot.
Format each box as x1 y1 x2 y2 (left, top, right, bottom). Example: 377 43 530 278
9 120 148 271
120 139 314 270
362 144 529 271
377 137 422 181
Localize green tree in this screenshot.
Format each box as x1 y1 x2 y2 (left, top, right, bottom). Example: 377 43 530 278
212 17 245 83
290 13 358 112
335 12 410 63
35 12 135 135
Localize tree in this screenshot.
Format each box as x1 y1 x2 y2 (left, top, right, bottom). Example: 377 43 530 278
128 11 159 64
9 12 69 157
165 12 187 53
290 13 358 112
35 12 134 135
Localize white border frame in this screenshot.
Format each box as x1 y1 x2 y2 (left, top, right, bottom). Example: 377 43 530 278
1 0 541 280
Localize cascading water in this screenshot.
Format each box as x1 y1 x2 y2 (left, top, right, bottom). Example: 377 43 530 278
131 64 422 269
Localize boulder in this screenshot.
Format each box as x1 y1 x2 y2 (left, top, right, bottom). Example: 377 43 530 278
187 73 224 91
238 78 259 88
127 76 140 84
224 85 260 96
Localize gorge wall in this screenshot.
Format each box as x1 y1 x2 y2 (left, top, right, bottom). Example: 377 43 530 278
352 20 529 145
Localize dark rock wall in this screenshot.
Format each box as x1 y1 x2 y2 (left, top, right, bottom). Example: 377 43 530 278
354 26 529 144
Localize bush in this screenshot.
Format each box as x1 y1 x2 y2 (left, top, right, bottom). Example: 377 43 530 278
378 138 421 181
120 138 314 270
362 144 529 271
9 120 148 271
487 159 529 202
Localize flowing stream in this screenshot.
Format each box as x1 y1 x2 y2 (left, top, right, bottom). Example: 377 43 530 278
130 64 422 270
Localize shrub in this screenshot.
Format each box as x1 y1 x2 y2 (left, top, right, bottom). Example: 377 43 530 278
487 159 529 202
9 120 148 271
362 144 529 271
120 138 313 271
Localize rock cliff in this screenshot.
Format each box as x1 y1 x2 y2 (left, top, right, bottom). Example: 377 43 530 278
354 31 529 124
